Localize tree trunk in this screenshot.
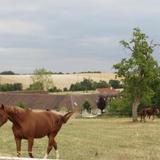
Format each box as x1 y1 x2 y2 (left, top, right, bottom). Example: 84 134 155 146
132 96 141 122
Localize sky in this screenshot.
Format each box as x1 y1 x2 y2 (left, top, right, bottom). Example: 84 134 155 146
0 0 160 74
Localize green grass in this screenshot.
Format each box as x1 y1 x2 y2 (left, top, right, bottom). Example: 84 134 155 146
1 118 160 160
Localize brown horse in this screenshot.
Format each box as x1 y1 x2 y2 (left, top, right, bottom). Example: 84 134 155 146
139 107 160 122
0 104 73 159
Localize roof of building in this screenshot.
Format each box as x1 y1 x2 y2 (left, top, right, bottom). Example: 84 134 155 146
96 87 119 95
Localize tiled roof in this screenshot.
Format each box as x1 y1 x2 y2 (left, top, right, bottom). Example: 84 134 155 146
96 88 119 95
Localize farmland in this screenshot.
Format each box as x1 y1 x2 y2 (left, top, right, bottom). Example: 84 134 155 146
0 73 117 90
0 117 160 160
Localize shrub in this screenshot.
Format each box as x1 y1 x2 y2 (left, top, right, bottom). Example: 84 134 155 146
27 82 44 90
63 87 68 92
0 71 15 75
108 98 132 116
96 95 107 114
48 87 62 92
109 80 123 89
69 78 110 91
0 83 22 91
82 100 91 113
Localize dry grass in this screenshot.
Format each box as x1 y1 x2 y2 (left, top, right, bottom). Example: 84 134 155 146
0 73 117 89
0 118 160 160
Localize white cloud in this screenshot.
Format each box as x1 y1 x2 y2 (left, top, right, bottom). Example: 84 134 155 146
0 47 47 56
78 37 118 47
0 0 159 73
0 20 45 36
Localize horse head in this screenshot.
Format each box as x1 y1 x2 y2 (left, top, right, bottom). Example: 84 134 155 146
0 104 8 127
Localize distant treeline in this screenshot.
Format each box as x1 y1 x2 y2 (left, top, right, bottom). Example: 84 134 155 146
0 79 122 92
48 79 123 92
69 79 123 92
0 70 102 75
0 71 16 75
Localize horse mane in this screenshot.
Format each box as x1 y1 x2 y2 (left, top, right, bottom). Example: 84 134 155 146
4 105 28 118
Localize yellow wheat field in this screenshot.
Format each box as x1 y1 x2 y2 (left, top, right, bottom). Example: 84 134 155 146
0 73 118 89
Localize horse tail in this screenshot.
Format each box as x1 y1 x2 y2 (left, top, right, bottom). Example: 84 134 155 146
62 112 74 123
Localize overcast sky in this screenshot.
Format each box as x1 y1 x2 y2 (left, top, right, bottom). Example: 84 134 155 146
0 0 160 73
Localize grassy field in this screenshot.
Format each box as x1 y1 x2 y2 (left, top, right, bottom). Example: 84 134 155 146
0 118 160 160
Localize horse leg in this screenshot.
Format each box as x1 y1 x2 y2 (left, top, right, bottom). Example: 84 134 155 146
15 138 22 157
140 115 142 122
143 114 146 122
152 114 155 120
148 114 151 119
53 139 59 160
44 135 54 159
44 135 59 159
28 138 34 158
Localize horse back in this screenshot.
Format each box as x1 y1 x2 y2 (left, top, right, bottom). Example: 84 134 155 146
13 110 63 139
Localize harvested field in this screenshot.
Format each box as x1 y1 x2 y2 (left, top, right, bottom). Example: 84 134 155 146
0 73 117 89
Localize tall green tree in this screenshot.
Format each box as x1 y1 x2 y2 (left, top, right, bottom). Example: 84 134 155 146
113 28 159 122
31 68 54 91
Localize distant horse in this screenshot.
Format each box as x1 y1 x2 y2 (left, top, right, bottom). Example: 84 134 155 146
139 107 159 122
0 104 73 159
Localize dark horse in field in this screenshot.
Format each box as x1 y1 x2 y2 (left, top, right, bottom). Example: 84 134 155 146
0 104 73 159
139 107 159 122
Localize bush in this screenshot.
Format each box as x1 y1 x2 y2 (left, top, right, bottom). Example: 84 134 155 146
82 100 91 113
0 71 15 75
96 95 107 114
109 80 123 89
0 83 22 91
69 78 110 91
48 87 62 92
108 98 132 116
63 87 68 92
27 82 44 90
94 80 110 89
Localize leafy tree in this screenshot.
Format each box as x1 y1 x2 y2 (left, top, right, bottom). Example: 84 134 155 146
94 80 110 88
31 68 54 91
109 97 132 116
0 71 15 75
151 69 160 106
113 28 159 122
63 87 68 92
70 78 94 91
109 80 123 89
69 79 110 91
28 82 43 91
96 95 107 114
81 79 94 91
48 87 62 92
0 83 22 91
